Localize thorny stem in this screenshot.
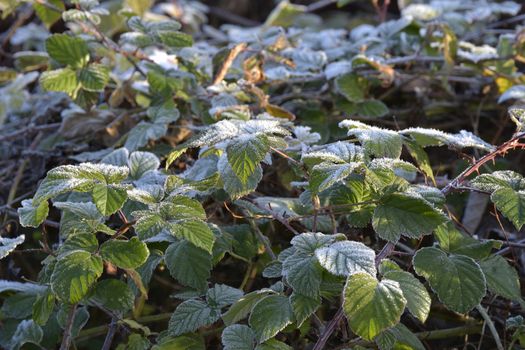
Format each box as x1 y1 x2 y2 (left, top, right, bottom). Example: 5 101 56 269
442 132 525 195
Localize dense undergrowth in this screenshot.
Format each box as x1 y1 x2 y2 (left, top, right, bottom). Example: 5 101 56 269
1 0 525 349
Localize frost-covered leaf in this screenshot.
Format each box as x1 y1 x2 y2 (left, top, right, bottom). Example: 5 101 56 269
33 163 129 204
206 284 244 309
383 270 431 322
100 237 149 269
372 193 447 242
129 151 160 179
339 120 403 158
343 272 406 341
249 295 293 343
165 240 211 291
282 252 323 297
8 319 43 350
125 121 167 152
51 250 103 303
315 240 376 277
401 128 494 152
479 255 522 302
0 234 25 259
168 299 220 336
309 162 363 193
499 85 525 103
0 281 47 294
413 247 486 313
222 324 256 350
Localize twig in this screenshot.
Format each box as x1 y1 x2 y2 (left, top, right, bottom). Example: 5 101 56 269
101 317 118 350
244 210 277 261
60 304 78 350
476 304 504 350
250 200 300 235
211 43 248 86
307 0 337 12
208 6 260 26
0 123 60 143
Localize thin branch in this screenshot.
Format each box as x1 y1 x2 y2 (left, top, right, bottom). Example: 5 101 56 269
60 304 78 350
211 43 248 86
476 304 504 350
101 317 118 350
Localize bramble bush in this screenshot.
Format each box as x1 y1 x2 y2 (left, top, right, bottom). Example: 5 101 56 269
1 0 525 349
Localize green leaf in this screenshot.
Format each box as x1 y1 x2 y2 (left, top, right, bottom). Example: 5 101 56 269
168 299 220 336
34 0 64 28
222 324 256 350
89 279 135 313
206 284 243 309
165 240 211 291
45 34 89 68
92 184 128 216
372 193 447 242
100 237 149 269
32 289 55 326
249 295 293 343
51 250 103 303
375 323 425 350
40 68 79 96
413 247 486 313
315 241 376 277
166 148 187 170
358 99 389 117
343 272 406 341
153 334 205 350
227 134 270 184
59 233 99 256
290 293 321 326
219 154 263 199
78 64 109 92
125 121 167 152
222 290 274 326
479 255 522 302
491 188 525 230
405 139 435 183
0 234 25 259
256 339 292 350
383 270 431 322
8 320 43 350
434 223 497 259
0 281 47 294
157 31 194 48
471 171 525 192
336 73 367 103
173 220 215 254
264 0 306 27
